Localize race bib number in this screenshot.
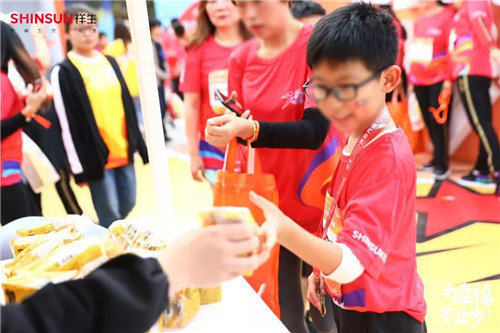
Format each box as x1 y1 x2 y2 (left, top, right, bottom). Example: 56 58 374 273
409 37 434 64
208 69 229 115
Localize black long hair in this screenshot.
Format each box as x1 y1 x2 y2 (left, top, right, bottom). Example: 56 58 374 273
1 21 41 84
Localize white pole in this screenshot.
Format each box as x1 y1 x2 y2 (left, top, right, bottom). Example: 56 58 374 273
126 0 174 238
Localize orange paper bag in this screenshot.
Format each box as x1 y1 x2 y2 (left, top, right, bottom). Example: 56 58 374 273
213 138 281 317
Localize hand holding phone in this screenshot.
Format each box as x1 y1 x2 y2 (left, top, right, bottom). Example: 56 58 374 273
32 78 43 93
214 89 243 117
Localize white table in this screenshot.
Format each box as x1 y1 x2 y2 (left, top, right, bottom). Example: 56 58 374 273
1 217 289 332
159 277 289 333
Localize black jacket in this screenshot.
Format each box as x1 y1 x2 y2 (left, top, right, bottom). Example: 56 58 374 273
56 55 148 183
1 254 168 333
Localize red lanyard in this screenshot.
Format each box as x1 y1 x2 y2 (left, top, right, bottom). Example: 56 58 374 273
319 107 391 240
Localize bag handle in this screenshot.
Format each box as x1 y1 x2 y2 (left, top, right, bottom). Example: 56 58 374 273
223 138 262 174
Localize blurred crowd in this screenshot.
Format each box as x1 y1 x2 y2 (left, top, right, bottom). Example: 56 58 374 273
1 1 500 332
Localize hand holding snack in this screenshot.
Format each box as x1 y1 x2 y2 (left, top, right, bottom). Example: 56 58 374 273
159 223 268 295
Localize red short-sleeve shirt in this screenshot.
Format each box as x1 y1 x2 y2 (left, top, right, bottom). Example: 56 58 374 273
181 36 239 140
227 25 323 233
1 71 24 187
326 129 426 322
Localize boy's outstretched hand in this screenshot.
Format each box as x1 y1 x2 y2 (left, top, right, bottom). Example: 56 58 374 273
249 191 291 244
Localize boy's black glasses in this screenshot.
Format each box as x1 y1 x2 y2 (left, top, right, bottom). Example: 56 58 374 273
303 67 387 102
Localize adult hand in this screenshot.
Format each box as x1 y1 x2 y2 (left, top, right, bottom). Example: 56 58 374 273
205 110 252 147
190 155 205 182
23 79 48 118
307 272 325 312
160 224 270 295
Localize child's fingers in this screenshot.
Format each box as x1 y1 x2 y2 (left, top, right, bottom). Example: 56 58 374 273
249 191 279 217
259 222 276 250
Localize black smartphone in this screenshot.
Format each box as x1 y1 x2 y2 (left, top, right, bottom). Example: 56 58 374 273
32 78 43 93
214 89 243 117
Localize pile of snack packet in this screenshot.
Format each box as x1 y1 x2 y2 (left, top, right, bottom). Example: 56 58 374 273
2 207 258 330
154 206 260 330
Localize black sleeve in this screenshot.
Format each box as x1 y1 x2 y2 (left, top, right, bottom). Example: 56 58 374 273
1 254 169 333
248 108 330 150
1 113 26 140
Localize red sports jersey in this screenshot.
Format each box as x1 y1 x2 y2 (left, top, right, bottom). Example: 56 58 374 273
228 25 323 234
409 6 455 86
325 129 426 322
0 71 24 187
450 0 495 79
181 36 239 140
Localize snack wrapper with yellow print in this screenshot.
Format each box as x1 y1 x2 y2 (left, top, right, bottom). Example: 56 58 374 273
156 288 201 329
14 214 87 237
103 220 141 257
26 237 108 277
2 270 78 304
199 286 223 304
9 233 51 258
199 207 261 277
4 226 82 277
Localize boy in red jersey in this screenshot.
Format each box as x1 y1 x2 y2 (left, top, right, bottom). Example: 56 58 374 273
251 3 426 332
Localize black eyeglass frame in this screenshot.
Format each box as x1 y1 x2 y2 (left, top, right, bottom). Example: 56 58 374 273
302 67 388 102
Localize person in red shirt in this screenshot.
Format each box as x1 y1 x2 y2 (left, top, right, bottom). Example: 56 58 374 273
251 3 427 332
204 1 333 332
181 0 251 184
409 0 455 179
451 0 500 194
1 22 48 225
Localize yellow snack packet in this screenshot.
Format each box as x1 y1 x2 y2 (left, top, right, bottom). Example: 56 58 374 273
15 219 77 237
26 237 107 276
157 288 201 329
105 220 141 252
4 227 82 277
9 233 50 258
131 229 167 252
199 286 223 304
198 206 259 228
2 270 77 304
199 207 260 276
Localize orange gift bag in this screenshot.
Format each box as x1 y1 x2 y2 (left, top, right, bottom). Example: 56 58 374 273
213 138 281 317
387 86 427 153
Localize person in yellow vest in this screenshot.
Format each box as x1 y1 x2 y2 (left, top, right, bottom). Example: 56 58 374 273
51 4 148 227
104 22 143 136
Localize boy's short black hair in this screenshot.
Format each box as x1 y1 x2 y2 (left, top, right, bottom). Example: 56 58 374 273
291 1 326 19
307 2 398 73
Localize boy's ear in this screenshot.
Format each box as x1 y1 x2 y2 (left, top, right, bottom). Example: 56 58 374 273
380 65 401 94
